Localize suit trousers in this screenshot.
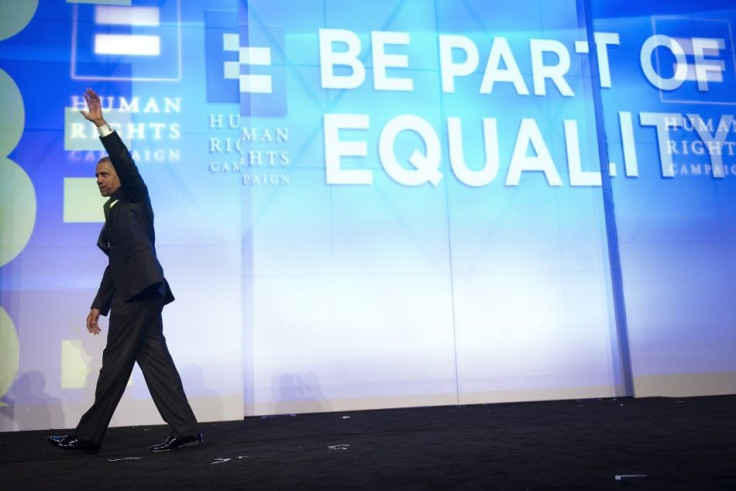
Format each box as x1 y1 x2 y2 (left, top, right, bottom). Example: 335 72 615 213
76 286 198 444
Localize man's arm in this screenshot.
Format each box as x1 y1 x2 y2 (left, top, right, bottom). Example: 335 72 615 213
87 265 113 335
81 88 146 202
100 131 147 202
91 265 114 317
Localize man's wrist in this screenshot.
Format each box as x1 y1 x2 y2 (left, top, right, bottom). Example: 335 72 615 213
96 123 114 137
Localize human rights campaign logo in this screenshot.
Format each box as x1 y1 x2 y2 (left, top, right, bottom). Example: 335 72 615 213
651 17 736 105
71 0 181 81
204 11 287 117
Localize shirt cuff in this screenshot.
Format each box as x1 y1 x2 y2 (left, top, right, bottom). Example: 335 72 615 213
97 124 114 137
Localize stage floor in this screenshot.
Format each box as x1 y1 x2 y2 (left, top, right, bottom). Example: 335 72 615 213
2 395 735 489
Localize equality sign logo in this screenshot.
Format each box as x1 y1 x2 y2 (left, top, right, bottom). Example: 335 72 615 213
204 11 286 117
71 0 182 82
648 17 736 105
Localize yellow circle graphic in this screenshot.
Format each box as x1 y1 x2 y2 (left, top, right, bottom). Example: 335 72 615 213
0 161 36 267
0 69 24 152
0 0 39 41
0 307 20 406
0 68 35 267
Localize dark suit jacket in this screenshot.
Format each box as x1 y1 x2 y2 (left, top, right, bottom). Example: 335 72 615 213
92 131 174 315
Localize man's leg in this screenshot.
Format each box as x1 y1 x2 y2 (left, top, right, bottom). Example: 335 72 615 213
135 299 199 438
75 293 154 444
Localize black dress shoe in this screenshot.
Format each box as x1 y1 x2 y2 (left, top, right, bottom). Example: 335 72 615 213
149 433 203 453
46 435 100 454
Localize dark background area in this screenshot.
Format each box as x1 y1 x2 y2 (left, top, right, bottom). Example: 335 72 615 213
2 395 735 490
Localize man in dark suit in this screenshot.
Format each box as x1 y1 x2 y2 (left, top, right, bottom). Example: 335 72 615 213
47 89 202 454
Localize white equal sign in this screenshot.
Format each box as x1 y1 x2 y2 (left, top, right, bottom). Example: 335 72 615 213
93 5 161 56
671 37 725 83
222 33 273 94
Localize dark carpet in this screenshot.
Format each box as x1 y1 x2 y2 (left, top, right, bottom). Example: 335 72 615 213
2 396 735 490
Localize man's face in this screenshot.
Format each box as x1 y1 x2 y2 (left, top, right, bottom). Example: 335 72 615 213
95 159 121 197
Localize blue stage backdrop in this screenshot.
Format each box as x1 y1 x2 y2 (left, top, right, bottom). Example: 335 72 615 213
1 0 735 431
